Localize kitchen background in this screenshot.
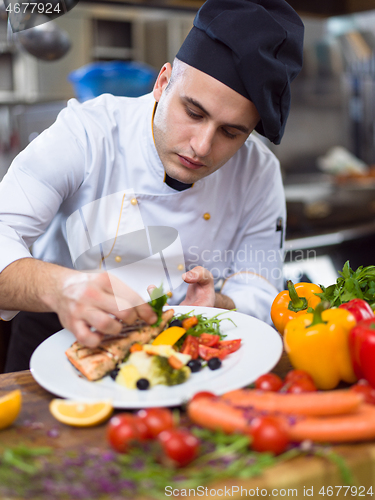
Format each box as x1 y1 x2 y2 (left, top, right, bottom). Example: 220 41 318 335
2 0 375 372
1 0 375 283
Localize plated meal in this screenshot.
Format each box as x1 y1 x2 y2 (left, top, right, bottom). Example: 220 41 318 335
65 305 242 391
30 305 283 408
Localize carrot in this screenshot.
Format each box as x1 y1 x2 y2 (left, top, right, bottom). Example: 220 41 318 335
188 397 249 434
285 404 375 442
168 355 183 370
222 389 363 417
182 316 198 330
130 343 143 353
188 396 375 443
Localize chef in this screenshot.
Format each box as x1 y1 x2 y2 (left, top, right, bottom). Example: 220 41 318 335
0 0 304 372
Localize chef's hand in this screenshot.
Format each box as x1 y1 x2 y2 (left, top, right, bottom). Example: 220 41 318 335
180 266 216 307
50 270 157 348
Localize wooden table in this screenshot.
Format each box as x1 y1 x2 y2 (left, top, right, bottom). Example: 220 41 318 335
1 358 375 499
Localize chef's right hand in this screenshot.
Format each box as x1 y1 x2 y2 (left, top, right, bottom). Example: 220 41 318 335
49 271 157 347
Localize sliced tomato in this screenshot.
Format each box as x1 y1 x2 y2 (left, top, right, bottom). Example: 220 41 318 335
218 339 241 354
198 333 220 347
180 335 199 359
198 344 226 361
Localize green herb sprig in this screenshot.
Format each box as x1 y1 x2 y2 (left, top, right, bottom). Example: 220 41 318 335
317 260 375 308
173 310 237 349
148 284 168 326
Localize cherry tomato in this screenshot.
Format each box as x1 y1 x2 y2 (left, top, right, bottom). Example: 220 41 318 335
218 339 241 354
198 345 226 360
158 428 200 467
136 408 174 438
133 416 150 440
181 335 199 359
284 369 315 385
190 391 216 402
286 378 317 393
106 414 140 453
255 373 283 392
350 380 375 404
249 416 289 455
198 333 220 347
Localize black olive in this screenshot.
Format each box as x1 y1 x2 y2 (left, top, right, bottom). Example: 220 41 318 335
136 378 150 390
169 319 183 328
109 368 120 380
187 359 202 373
208 357 222 370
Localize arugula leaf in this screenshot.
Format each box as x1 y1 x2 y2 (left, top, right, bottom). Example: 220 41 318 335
173 310 236 348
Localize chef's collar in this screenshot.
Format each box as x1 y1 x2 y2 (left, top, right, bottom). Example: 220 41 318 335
151 101 193 192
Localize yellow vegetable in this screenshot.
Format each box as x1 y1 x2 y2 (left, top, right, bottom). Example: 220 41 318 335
116 364 141 389
271 280 322 334
152 326 186 346
284 302 357 390
0 389 22 430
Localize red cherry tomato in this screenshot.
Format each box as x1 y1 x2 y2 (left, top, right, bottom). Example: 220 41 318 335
158 428 200 467
180 335 199 359
284 369 315 385
255 373 283 392
198 345 224 361
350 380 375 405
198 333 220 347
133 417 150 440
106 414 140 453
249 416 289 455
286 378 317 393
136 408 174 438
217 339 242 354
190 391 216 402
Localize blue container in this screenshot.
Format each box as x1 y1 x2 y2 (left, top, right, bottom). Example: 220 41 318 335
68 61 158 102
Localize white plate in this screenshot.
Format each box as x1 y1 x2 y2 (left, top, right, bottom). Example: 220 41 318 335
30 306 282 408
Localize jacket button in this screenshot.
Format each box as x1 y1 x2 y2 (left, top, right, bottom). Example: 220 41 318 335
203 212 211 220
167 291 173 298
131 198 138 205
115 256 122 263
177 264 184 271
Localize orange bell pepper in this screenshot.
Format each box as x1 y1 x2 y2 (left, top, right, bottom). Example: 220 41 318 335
271 280 322 334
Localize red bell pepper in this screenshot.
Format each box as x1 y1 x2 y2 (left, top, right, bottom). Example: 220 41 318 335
339 298 374 322
349 318 375 388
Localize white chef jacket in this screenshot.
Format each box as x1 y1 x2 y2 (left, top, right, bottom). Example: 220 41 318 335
0 92 286 323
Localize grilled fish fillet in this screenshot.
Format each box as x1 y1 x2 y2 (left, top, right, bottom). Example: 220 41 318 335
65 309 174 381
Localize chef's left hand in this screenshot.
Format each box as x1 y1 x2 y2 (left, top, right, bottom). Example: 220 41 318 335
180 266 215 307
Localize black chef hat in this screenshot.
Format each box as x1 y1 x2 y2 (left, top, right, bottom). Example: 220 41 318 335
176 0 304 144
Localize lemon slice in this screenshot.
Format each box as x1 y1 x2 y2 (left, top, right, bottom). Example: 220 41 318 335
49 399 113 427
0 389 22 430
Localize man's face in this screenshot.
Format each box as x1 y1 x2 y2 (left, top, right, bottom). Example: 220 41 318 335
152 61 260 184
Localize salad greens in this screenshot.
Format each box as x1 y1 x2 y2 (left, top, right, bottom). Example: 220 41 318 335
174 310 236 348
317 261 375 308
